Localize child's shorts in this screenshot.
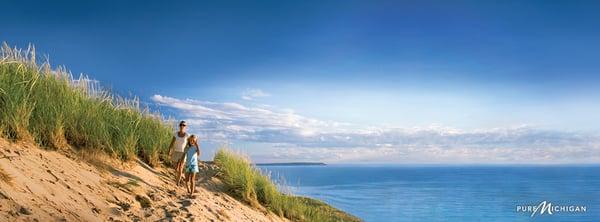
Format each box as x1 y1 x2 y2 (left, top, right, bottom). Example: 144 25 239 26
185 164 199 173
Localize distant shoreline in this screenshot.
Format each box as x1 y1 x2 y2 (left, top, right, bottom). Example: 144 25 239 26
255 162 326 166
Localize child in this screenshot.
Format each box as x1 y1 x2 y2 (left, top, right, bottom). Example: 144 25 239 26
183 135 201 197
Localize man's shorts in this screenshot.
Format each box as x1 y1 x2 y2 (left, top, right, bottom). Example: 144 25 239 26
171 151 185 165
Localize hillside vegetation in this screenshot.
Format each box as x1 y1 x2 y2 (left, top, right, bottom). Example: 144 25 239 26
0 43 360 221
215 149 361 222
0 43 172 166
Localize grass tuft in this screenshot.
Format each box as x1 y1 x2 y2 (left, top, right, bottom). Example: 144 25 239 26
0 43 173 166
214 149 362 222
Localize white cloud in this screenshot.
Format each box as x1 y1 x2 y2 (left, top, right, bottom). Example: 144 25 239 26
241 88 270 100
151 94 600 163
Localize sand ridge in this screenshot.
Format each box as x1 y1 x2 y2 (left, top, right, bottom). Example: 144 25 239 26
0 138 287 222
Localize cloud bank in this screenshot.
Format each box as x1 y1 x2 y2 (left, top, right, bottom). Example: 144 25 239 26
151 94 600 163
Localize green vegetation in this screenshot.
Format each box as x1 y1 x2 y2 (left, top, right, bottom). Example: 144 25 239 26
0 43 359 221
214 149 362 222
0 43 172 166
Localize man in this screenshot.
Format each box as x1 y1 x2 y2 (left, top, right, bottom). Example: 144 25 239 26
168 120 190 185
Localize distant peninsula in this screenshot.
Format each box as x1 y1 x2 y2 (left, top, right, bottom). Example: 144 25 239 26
255 162 327 166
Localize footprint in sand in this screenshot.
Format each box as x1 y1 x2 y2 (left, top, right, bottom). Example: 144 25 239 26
179 199 192 207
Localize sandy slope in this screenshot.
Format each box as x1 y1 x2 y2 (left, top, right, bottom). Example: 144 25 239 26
0 138 287 222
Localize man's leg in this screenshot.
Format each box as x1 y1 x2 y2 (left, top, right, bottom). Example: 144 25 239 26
177 158 185 185
176 155 184 186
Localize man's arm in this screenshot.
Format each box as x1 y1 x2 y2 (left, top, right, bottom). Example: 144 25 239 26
167 136 175 155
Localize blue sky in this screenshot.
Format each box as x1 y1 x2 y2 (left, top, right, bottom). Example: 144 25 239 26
3 0 600 163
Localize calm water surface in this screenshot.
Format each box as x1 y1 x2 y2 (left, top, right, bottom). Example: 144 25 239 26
259 165 600 222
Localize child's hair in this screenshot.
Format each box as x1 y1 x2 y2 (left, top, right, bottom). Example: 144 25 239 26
187 134 198 147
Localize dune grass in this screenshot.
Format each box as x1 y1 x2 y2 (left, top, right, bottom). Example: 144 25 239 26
214 149 362 222
0 43 173 166
0 43 359 220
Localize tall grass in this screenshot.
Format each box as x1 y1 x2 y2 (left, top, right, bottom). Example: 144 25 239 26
0 43 172 166
0 43 359 220
214 149 362 222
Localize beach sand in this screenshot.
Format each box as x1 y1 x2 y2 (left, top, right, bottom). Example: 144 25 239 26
0 138 286 222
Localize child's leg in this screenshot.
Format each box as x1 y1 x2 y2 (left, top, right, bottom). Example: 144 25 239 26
184 172 191 194
190 173 197 194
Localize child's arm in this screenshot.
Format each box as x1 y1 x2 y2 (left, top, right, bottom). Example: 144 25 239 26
196 144 200 157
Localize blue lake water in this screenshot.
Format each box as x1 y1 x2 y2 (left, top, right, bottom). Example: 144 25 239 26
258 165 600 222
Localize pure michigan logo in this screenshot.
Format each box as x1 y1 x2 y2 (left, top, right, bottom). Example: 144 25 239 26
516 201 587 217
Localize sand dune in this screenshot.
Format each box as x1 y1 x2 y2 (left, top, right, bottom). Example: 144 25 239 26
0 138 287 222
